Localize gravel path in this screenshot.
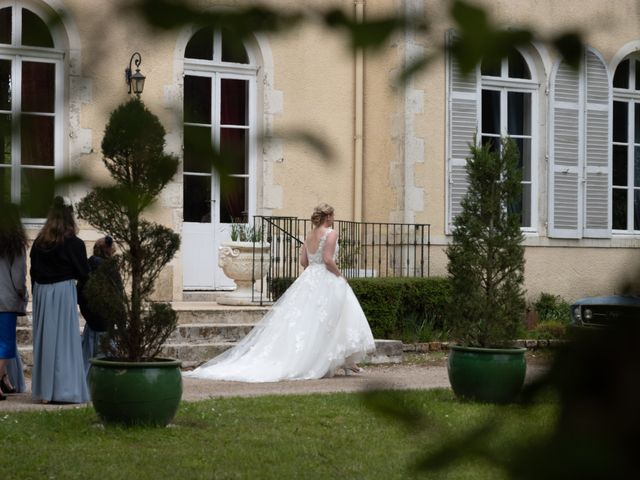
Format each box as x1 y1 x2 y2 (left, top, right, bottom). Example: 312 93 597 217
0 361 549 413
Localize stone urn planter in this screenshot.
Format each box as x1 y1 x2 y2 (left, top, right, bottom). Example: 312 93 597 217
218 241 271 305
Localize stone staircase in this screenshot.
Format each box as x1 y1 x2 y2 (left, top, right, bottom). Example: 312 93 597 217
16 301 403 371
162 302 269 368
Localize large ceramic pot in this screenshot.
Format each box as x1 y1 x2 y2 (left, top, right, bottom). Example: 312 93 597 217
89 357 182 426
218 241 270 305
447 345 527 404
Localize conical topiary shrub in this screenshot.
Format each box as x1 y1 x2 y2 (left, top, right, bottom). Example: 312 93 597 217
446 138 526 348
445 138 527 403
77 98 180 362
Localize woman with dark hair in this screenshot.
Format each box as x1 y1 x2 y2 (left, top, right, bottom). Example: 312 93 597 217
30 196 90 404
0 203 29 400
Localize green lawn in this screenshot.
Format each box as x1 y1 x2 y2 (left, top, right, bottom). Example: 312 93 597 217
0 389 556 479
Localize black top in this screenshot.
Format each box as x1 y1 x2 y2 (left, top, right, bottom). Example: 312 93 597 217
78 254 123 332
30 235 90 285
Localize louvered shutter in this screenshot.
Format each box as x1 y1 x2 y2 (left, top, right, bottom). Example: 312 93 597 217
549 61 582 238
583 49 612 238
446 31 479 232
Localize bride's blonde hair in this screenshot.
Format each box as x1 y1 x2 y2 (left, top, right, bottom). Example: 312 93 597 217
310 203 334 227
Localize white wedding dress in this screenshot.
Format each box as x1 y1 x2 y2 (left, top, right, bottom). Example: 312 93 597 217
184 228 376 382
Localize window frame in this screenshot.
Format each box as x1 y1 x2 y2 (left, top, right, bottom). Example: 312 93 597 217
183 28 258 225
0 1 64 222
479 51 540 233
612 56 640 235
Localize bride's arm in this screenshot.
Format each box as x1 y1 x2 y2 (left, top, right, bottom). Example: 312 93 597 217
300 243 309 268
322 231 342 277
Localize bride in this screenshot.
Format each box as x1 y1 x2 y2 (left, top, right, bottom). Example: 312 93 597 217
184 203 376 382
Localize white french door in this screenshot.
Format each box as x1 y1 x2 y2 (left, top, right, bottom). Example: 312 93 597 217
182 70 256 290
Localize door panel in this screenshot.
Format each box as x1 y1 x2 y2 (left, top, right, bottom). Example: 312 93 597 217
182 72 253 290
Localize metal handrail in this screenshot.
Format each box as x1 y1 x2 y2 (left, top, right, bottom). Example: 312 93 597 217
249 215 431 305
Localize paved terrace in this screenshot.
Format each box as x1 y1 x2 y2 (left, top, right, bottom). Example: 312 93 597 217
0 360 549 413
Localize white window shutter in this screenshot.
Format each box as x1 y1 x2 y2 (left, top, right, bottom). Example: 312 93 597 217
583 49 612 238
549 61 582 238
446 30 479 233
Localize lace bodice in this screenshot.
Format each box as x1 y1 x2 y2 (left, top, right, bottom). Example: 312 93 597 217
307 228 338 266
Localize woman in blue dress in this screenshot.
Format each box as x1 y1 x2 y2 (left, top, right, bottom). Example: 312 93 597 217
0 204 29 399
30 196 90 404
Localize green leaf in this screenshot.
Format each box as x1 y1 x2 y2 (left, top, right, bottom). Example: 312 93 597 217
552 32 584 69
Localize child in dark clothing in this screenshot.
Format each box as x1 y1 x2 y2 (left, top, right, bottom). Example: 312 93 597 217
79 236 121 375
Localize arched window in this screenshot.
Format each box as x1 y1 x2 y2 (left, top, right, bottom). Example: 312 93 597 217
612 55 640 232
447 31 541 232
0 1 63 218
181 26 258 290
182 26 255 224
480 50 536 229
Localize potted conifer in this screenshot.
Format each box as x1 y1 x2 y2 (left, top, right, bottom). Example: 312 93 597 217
77 98 182 425
446 137 527 403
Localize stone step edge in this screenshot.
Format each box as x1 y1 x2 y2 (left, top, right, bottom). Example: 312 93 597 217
17 301 272 310
172 302 271 311
16 339 403 353
17 322 259 330
17 339 565 353
173 323 259 328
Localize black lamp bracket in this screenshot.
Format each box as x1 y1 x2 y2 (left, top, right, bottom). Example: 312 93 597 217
125 52 143 95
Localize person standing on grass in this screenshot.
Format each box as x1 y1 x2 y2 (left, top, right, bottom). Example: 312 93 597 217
30 196 90 404
0 203 29 400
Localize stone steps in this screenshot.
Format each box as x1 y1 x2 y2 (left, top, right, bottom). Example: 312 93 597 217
168 323 257 344
172 302 269 325
15 301 404 371
17 338 403 370
162 339 403 369
17 322 258 346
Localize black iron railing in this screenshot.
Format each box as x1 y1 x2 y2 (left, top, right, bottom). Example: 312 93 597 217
249 216 431 305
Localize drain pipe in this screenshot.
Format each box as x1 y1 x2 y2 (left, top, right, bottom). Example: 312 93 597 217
353 0 365 221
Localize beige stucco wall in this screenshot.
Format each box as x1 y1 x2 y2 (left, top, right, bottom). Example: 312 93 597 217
430 243 640 303
269 1 356 220
17 0 640 301
404 0 640 300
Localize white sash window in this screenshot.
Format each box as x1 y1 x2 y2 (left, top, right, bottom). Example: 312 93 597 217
612 54 640 233
0 1 63 219
446 31 539 232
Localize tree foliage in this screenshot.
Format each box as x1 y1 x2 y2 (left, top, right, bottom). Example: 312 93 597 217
77 99 180 361
446 138 526 347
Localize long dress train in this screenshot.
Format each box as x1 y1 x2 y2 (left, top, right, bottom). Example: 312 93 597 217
184 229 375 382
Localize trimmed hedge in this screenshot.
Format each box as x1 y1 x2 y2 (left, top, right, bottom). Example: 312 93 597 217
269 276 453 342
349 277 452 341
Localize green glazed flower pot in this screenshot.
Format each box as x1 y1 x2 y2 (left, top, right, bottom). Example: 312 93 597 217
89 357 182 426
447 345 527 404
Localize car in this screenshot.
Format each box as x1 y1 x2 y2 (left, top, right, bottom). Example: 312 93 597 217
571 295 640 328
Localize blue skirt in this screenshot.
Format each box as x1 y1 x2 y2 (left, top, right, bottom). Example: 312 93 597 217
32 280 90 404
5 345 26 393
0 312 17 358
81 323 105 378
